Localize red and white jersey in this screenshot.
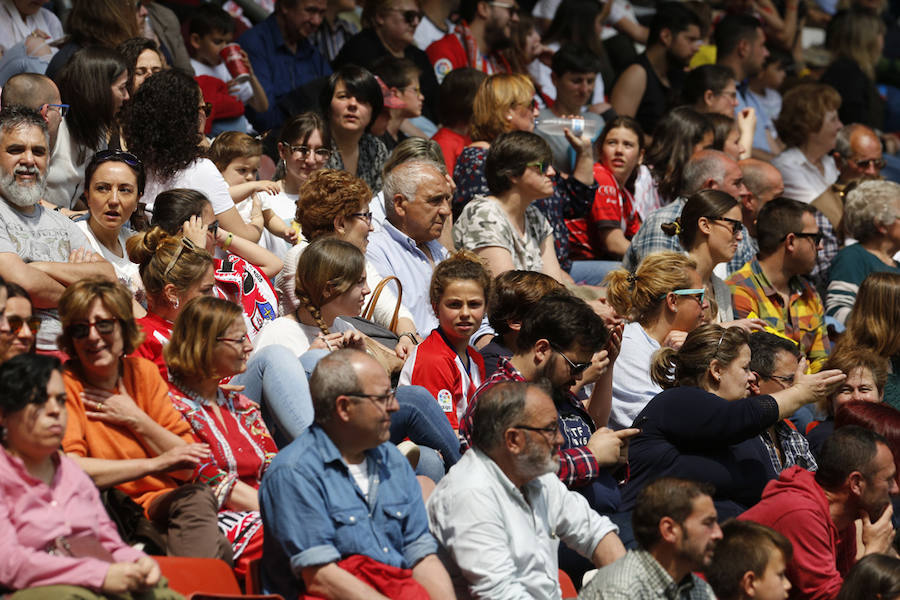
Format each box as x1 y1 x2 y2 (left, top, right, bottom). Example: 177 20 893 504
399 328 485 430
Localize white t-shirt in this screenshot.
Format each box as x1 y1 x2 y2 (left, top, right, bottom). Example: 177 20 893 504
771 148 839 205
610 321 663 430
253 315 355 357
76 220 145 304
414 16 452 50
190 58 254 104
346 459 370 499
529 41 606 105
143 158 234 217
0 0 63 53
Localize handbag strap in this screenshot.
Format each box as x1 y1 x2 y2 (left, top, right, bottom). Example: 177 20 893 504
363 275 403 332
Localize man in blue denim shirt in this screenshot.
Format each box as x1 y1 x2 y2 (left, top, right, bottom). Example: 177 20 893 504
259 349 455 599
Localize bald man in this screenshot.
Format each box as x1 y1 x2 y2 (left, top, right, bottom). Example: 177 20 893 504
1 72 63 148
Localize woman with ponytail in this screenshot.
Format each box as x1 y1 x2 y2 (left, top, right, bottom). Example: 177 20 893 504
604 251 708 430
620 324 845 518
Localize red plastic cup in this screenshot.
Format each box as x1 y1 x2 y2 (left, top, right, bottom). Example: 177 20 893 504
220 43 250 83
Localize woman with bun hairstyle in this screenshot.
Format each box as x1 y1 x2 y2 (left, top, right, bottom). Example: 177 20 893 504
661 189 767 328
621 324 846 518
604 251 708 430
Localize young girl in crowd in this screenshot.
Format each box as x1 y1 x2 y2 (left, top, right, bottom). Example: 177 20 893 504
208 132 295 259
399 251 491 430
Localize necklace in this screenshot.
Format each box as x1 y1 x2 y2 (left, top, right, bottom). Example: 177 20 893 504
169 373 218 406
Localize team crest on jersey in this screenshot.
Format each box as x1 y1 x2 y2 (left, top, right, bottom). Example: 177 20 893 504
437 389 453 412
434 58 453 80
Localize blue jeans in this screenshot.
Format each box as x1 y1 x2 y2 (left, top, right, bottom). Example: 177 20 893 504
569 260 621 286
231 345 318 448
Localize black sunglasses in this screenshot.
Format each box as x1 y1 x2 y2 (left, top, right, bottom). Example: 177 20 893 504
93 149 143 169
782 231 824 245
388 7 422 24
5 315 40 335
67 318 119 340
549 343 591 376
704 215 743 235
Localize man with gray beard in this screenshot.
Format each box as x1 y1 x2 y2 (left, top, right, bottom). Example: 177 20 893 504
427 381 626 599
0 107 114 352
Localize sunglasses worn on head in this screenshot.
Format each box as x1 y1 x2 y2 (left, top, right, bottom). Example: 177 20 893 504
5 315 40 335
93 149 143 169
67 318 118 340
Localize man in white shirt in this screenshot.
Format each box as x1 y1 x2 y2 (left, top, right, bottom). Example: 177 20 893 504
427 381 626 599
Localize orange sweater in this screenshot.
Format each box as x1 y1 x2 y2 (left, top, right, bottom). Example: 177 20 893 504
62 356 194 514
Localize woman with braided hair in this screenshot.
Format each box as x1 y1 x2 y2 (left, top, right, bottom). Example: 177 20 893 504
603 251 707 429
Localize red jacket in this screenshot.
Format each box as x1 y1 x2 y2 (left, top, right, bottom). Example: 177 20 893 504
739 466 857 600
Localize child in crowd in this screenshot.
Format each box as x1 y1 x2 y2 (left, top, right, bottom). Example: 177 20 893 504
371 56 425 151
399 251 491 430
187 4 268 134
747 48 790 124
209 132 297 259
709 112 746 161
707 520 793 600
431 67 486 175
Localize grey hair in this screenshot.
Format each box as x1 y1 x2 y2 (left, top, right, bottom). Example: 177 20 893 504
471 381 546 453
835 124 873 158
681 150 729 196
309 349 364 425
844 180 900 242
383 161 444 219
0 106 49 144
382 137 447 178
740 159 777 201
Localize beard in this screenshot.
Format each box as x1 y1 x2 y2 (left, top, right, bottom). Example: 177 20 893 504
484 18 512 53
514 434 560 481
0 166 45 208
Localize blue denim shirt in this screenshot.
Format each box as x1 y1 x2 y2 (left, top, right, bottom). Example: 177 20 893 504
259 424 437 598
237 15 332 133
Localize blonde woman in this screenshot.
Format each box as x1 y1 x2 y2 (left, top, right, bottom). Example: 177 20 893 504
604 251 709 429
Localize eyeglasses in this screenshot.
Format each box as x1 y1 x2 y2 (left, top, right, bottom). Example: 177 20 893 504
549 343 591 376
199 102 213 117
704 215 744 235
207 220 219 238
217 334 249 345
67 318 119 340
490 1 519 14
782 231 824 245
5 315 41 335
350 211 373 224
526 161 550 175
386 7 422 24
287 145 332 161
670 287 706 304
164 236 199 278
92 149 143 169
512 423 559 440
347 388 397 408
853 158 886 170
42 103 69 118
761 373 795 386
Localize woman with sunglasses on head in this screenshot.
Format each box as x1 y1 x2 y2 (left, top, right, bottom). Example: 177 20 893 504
120 69 263 243
76 150 147 312
58 278 232 562
0 283 39 362
454 131 572 284
604 251 709 430
662 189 768 329
452 73 598 283
825 180 900 328
332 0 439 125
164 296 277 581
621 324 845 519
319 65 390 193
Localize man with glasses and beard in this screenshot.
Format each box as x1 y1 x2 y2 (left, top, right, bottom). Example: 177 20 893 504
426 0 518 83
578 478 721 599
428 381 625 599
740 426 898 599
0 107 113 354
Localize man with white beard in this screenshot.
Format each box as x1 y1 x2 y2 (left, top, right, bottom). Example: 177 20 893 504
426 381 626 599
0 107 114 352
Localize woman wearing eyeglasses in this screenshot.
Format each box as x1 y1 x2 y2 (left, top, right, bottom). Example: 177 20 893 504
165 296 277 580
277 169 420 359
452 73 599 283
604 251 709 430
620 324 845 518
76 150 147 313
454 131 572 284
0 283 39 362
826 180 900 327
57 278 232 561
661 189 768 330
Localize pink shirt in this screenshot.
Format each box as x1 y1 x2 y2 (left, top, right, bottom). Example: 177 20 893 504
0 448 145 591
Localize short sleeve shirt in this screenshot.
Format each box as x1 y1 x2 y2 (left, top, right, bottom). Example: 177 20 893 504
453 196 553 272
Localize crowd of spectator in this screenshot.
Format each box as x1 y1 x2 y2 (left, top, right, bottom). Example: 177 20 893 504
3 0 900 598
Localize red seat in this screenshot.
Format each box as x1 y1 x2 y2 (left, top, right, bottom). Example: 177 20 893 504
559 568 578 599
154 556 282 599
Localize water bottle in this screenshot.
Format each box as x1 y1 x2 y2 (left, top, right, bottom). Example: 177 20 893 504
535 116 601 139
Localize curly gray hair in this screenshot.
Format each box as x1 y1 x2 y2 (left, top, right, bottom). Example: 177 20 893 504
844 180 900 242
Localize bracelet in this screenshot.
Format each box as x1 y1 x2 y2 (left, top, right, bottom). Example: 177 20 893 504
399 332 418 344
223 232 234 249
